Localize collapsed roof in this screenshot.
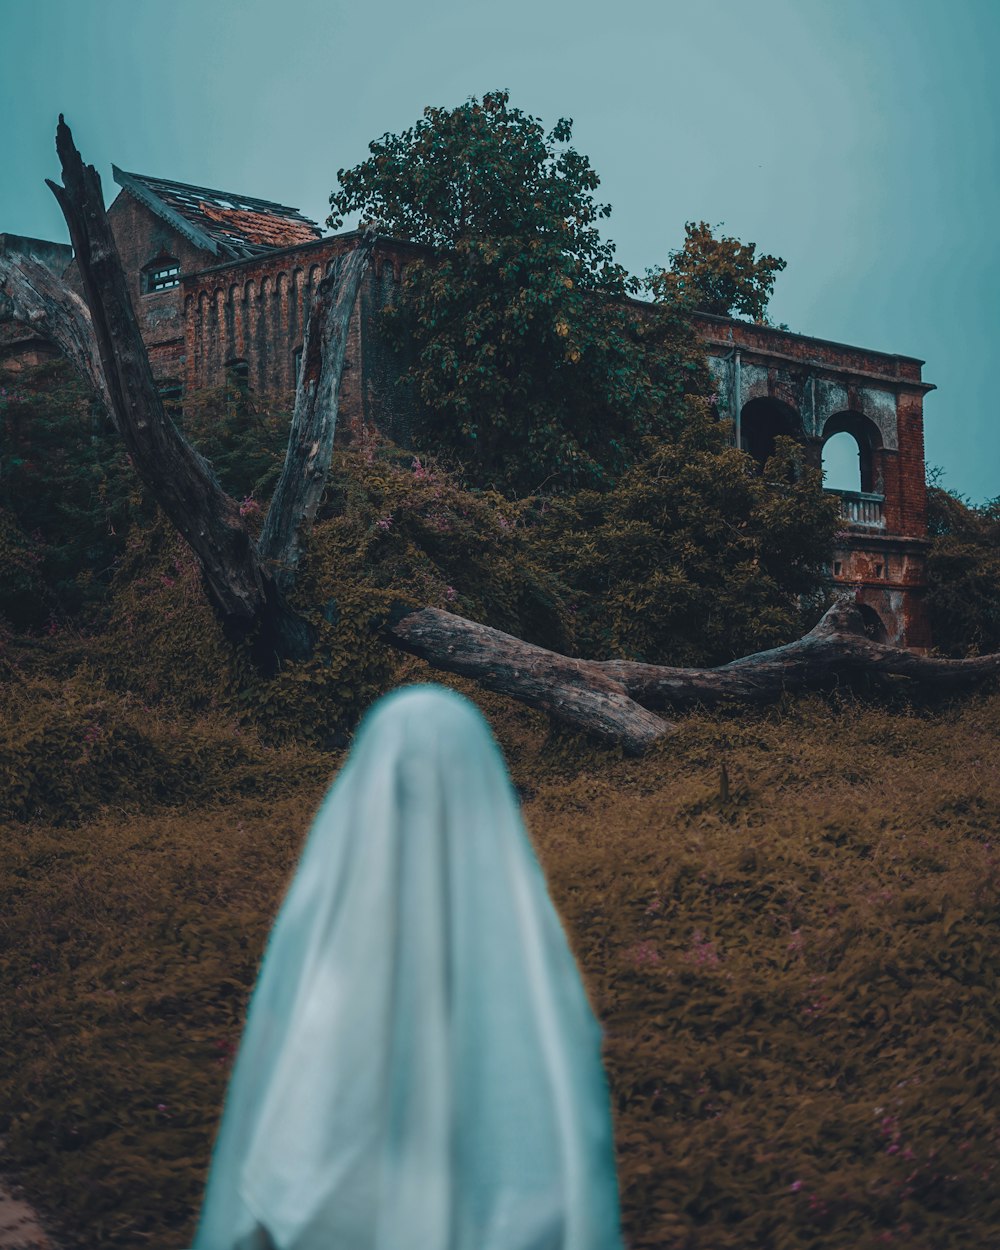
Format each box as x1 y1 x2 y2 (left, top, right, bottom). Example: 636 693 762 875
112 168 323 260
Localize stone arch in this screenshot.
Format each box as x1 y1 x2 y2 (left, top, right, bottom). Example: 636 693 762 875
739 396 802 469
822 431 863 492
855 601 889 643
821 410 884 495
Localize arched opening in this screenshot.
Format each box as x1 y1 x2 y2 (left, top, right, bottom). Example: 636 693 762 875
822 431 863 492
821 412 882 495
739 397 801 470
856 603 889 643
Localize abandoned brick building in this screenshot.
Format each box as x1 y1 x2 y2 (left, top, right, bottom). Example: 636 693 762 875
0 168 935 649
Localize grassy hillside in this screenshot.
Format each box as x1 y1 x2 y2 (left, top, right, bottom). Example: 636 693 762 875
2 677 998 1249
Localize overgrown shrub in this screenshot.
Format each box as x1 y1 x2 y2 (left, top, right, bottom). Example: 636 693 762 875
926 485 1000 657
532 416 839 665
330 90 709 495
0 363 142 623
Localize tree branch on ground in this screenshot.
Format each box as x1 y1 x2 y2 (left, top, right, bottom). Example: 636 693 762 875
383 599 1000 754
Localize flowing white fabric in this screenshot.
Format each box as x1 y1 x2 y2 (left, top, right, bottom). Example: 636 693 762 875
192 684 622 1250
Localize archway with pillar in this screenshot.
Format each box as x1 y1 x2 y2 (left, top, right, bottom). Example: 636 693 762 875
820 410 885 496
739 396 803 469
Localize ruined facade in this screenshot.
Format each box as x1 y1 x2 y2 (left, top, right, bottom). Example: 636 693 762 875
698 315 933 649
0 170 934 648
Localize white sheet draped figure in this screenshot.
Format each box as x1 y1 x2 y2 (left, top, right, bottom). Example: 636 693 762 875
192 683 623 1250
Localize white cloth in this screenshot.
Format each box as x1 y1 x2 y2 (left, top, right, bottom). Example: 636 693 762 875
192 684 622 1250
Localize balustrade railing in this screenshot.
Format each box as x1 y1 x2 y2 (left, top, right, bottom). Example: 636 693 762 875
830 490 886 529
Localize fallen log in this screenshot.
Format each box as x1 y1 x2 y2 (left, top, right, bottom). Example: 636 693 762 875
385 600 1000 752
385 602 675 754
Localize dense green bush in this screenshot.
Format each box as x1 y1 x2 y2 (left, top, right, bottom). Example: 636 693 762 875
533 416 839 665
177 382 290 505
926 485 1000 657
0 362 142 624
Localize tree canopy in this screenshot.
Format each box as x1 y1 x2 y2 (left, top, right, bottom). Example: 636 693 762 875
648 220 787 322
329 91 707 495
329 89 622 284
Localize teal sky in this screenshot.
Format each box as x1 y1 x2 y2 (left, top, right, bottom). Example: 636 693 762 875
2 0 998 501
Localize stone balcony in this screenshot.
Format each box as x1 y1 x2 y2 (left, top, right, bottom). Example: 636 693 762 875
829 489 886 530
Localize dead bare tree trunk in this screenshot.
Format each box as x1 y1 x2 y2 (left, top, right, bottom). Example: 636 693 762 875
3 117 371 663
259 235 375 594
46 116 274 643
0 251 110 412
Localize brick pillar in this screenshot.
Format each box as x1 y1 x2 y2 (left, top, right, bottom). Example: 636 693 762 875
896 389 928 539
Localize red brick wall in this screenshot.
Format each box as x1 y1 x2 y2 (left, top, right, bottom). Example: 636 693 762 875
691 311 925 383
831 537 931 650
181 235 422 435
895 390 929 538
64 190 216 385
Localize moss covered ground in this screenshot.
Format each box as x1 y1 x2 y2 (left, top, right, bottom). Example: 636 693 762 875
1 677 998 1249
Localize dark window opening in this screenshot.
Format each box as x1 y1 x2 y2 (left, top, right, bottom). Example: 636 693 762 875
874 563 884 579
739 397 801 471
226 359 250 391
157 380 182 415
144 258 181 293
833 561 843 577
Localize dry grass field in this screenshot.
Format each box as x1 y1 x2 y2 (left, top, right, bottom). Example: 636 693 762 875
2 680 998 1249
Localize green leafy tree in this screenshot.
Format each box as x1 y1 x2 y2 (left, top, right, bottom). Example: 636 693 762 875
648 220 787 322
329 90 707 494
925 484 1000 656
